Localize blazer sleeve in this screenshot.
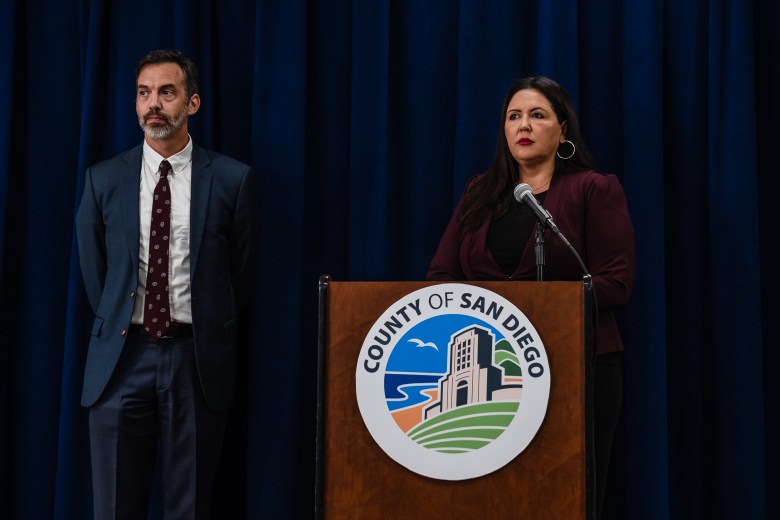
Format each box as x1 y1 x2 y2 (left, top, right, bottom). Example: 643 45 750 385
427 207 467 280
584 173 635 311
426 178 480 281
75 167 107 312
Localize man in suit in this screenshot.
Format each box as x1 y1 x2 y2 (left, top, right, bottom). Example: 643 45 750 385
76 49 255 519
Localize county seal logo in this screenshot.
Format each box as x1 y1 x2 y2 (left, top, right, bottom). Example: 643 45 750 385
355 283 550 480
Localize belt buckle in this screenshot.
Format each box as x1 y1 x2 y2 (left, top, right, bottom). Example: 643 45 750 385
160 325 176 339
159 322 189 339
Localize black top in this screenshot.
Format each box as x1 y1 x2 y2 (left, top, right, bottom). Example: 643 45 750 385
486 191 548 275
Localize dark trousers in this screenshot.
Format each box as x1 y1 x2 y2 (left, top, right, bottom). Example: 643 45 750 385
89 332 226 520
594 351 624 520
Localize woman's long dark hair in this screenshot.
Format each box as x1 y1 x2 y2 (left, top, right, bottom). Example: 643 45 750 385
458 76 597 231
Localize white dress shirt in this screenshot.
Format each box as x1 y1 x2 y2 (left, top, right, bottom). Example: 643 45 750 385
131 138 193 325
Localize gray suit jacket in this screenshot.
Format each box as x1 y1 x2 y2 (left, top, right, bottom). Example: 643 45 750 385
76 144 255 411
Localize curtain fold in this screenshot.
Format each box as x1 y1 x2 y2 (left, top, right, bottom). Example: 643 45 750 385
705 2 766 518
621 1 670 518
0 1 774 518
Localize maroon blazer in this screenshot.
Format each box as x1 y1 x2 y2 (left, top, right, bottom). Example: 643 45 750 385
427 169 635 355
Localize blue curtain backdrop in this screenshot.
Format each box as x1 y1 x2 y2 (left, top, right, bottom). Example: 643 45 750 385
1 0 777 518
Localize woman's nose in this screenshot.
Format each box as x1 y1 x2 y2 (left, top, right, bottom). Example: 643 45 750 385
519 117 531 131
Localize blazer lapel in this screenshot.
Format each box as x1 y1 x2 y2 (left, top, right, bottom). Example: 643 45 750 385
189 146 213 280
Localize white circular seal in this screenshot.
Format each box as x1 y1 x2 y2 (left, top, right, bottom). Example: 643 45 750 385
355 283 550 480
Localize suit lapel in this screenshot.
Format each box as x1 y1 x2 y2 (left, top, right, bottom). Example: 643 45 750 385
190 146 213 280
122 146 143 270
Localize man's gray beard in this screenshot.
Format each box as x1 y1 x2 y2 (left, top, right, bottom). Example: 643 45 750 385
139 111 187 140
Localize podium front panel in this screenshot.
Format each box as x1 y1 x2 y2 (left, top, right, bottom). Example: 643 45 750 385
318 280 590 519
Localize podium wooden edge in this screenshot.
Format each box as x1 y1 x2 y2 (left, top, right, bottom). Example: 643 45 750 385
315 274 331 519
583 277 595 520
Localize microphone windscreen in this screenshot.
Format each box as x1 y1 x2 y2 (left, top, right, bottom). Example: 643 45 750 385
513 183 533 202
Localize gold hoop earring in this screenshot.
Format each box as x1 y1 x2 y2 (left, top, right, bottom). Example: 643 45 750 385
556 140 575 160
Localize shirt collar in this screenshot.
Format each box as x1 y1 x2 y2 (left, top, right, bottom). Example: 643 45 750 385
142 136 194 175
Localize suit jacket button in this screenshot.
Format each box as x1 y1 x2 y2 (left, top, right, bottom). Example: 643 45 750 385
130 291 136 298
121 328 127 337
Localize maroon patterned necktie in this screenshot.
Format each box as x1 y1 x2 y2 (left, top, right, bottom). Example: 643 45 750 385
143 159 172 339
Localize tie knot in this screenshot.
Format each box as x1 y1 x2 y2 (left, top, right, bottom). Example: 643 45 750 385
159 160 172 178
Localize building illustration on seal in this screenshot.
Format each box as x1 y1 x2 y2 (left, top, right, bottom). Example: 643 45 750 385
424 325 523 420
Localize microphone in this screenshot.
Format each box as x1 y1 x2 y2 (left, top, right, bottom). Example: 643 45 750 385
513 182 590 276
513 183 560 234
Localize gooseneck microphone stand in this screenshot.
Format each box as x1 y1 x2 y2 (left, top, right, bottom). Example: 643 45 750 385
533 221 591 291
534 224 546 281
513 183 591 287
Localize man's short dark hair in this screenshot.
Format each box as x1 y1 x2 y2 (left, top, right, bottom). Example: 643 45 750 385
135 50 200 100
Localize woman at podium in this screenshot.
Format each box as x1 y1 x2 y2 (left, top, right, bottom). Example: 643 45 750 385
427 76 635 519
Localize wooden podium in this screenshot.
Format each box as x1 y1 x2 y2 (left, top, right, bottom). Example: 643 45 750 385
316 277 594 519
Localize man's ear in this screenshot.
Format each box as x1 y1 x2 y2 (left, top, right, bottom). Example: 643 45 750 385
187 93 201 116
